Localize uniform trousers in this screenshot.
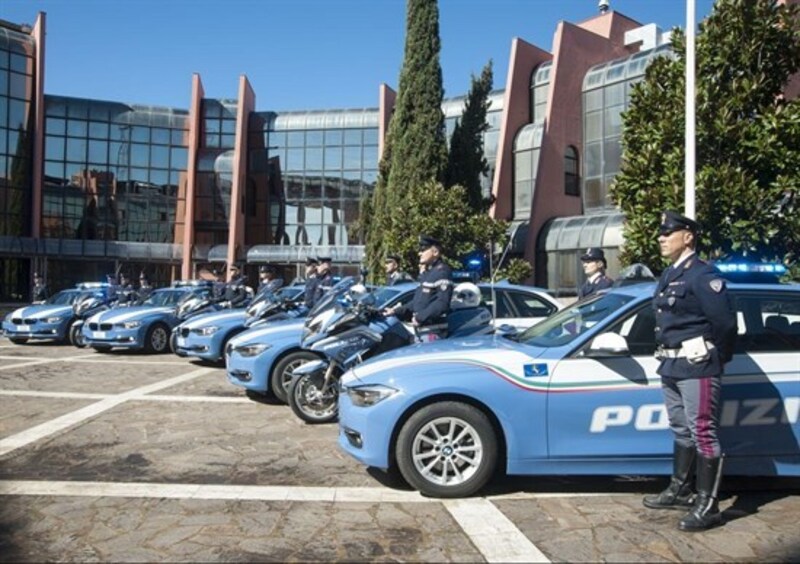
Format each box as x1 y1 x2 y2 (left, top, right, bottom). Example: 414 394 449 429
662 375 722 458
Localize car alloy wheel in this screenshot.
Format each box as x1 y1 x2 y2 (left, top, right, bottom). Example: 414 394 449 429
397 401 497 498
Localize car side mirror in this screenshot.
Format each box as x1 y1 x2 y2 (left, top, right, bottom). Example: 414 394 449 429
584 332 630 357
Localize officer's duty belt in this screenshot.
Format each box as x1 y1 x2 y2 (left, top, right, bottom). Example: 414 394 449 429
656 341 715 359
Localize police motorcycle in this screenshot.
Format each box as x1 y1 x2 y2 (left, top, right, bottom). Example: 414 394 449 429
243 287 308 329
69 284 127 348
287 281 494 424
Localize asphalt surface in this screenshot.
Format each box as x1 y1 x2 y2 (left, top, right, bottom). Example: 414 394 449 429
0 337 798 562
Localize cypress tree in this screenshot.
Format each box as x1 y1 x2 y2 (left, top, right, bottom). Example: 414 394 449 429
446 60 494 213
364 0 448 280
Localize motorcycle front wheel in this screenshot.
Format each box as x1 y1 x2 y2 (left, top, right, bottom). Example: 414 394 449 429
70 324 87 348
288 371 339 424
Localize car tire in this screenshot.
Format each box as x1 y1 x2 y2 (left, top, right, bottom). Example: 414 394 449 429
9 337 28 345
145 323 170 354
168 331 179 354
271 350 319 403
396 401 498 498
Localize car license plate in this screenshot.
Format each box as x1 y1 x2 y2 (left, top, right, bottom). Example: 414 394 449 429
94 331 107 339
18 325 30 332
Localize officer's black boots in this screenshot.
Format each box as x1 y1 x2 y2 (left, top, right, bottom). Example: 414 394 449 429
643 443 696 510
678 455 724 532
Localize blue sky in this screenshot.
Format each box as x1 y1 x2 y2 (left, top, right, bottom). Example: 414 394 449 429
2 0 716 111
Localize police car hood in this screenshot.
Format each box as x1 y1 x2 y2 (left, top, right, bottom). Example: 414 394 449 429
88 305 174 324
180 309 245 329
228 317 306 347
344 334 547 386
9 304 73 320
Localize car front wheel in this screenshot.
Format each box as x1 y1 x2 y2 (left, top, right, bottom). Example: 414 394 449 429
396 401 497 498
145 323 170 354
271 350 319 403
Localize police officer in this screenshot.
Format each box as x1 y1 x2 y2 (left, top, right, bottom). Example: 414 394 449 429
643 210 737 532
31 272 48 303
222 264 249 307
137 272 155 303
117 272 135 305
310 256 335 305
384 235 453 335
385 254 414 286
257 265 284 294
578 247 613 298
303 257 320 308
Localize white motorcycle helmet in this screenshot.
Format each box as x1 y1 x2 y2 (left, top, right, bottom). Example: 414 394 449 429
451 282 481 310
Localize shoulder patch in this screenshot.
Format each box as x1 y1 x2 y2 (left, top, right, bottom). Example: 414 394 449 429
709 279 725 293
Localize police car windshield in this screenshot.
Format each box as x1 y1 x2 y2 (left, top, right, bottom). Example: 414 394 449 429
372 287 404 307
143 289 194 307
516 293 635 348
44 289 81 306
307 276 356 316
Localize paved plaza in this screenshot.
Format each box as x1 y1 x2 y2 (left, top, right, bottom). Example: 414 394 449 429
0 338 798 562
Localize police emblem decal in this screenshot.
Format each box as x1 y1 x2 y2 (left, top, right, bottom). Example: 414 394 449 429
523 363 549 377
709 279 724 293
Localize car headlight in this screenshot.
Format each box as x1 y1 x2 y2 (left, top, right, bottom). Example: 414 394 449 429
121 320 142 329
196 326 220 336
44 316 64 323
344 384 398 407
233 343 271 357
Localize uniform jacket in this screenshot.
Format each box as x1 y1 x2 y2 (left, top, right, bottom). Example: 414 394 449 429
310 271 334 306
32 283 48 302
578 274 613 298
387 271 414 286
303 275 319 308
223 275 249 307
653 255 737 379
395 259 453 326
257 278 284 295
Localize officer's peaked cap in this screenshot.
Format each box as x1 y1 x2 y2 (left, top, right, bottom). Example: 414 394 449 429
581 247 606 262
259 265 274 274
305 257 319 266
659 210 701 235
419 235 443 251
317 256 332 263
385 254 401 263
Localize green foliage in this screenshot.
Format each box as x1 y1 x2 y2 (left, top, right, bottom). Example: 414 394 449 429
494 258 533 285
611 0 800 276
364 0 449 279
369 180 508 284
446 61 494 212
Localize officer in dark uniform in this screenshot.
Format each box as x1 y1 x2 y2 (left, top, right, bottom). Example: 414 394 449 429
31 272 48 303
578 247 613 298
384 235 453 337
137 272 155 303
643 210 737 532
117 272 135 305
303 257 320 308
385 254 414 286
257 265 284 295
310 256 335 305
222 264 249 307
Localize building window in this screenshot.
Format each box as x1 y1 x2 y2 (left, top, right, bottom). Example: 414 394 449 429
564 146 579 196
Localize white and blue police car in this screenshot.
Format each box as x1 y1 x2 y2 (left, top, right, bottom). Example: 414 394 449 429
338 264 800 497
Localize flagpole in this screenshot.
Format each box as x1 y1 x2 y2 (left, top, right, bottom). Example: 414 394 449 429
685 0 696 220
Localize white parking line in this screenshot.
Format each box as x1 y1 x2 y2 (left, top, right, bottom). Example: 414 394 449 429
0 390 250 403
0 355 192 366
0 368 213 456
0 354 93 371
445 498 550 563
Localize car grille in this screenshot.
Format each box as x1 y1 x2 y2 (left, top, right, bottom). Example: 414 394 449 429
12 318 39 325
88 323 112 331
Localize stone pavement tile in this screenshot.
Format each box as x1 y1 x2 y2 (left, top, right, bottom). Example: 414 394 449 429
0 358 195 394
495 492 800 563
0 401 375 487
0 496 483 562
152 366 238 397
0 342 91 360
0 396 95 439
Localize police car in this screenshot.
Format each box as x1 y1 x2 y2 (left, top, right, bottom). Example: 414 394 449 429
337 266 800 497
1 283 112 344
81 281 213 353
226 281 560 404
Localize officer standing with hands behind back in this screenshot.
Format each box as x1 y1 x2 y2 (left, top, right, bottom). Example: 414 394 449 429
643 210 737 532
578 247 613 298
31 272 48 303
